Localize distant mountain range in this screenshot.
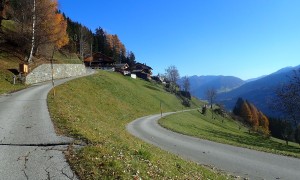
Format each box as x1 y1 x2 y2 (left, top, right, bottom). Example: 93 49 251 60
178 75 245 100
183 65 300 118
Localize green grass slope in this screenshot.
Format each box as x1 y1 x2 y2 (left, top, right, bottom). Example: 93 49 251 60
0 51 26 94
48 71 229 179
159 110 300 158
53 50 82 64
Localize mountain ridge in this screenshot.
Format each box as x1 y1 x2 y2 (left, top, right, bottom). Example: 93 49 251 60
179 75 245 100
185 65 300 118
217 65 300 117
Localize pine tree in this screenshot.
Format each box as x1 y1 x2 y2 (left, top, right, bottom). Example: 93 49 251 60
233 97 244 116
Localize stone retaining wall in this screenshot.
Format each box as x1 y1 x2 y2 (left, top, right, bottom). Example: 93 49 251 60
25 64 86 84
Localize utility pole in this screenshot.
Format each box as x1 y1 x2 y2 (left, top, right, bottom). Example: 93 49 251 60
160 101 162 117
51 46 56 97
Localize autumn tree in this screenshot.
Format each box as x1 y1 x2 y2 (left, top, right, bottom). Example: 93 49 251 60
249 103 259 128
233 98 270 135
165 65 180 93
206 88 217 109
7 0 68 62
240 101 252 123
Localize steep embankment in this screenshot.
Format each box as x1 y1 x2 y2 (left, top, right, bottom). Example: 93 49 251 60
48 71 229 179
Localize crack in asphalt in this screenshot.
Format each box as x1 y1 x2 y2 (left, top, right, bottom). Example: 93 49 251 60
44 166 54 180
13 145 80 179
0 142 75 147
61 165 76 180
17 147 38 180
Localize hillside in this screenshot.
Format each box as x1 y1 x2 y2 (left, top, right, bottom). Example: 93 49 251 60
218 65 300 117
0 50 26 94
0 46 81 95
48 71 228 179
179 75 244 100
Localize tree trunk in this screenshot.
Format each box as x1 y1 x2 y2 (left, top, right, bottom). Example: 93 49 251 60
28 0 36 63
80 27 84 61
0 0 4 32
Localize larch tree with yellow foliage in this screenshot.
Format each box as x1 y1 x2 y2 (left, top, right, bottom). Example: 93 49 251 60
233 98 270 136
32 0 68 58
7 0 68 62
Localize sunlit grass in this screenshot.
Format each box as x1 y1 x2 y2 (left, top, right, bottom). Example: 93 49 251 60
48 71 230 179
0 52 27 94
159 110 300 158
1 20 17 33
53 51 82 64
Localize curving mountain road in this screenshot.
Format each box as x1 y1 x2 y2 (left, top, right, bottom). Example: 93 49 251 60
0 75 90 179
127 112 300 180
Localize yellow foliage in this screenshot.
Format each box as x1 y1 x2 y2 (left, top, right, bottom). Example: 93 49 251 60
36 0 69 48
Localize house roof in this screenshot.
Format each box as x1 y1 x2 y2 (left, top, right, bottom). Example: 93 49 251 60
133 63 153 70
84 56 93 62
85 52 114 63
115 63 129 68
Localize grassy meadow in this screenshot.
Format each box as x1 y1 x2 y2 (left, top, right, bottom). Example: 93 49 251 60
48 71 230 179
159 109 300 158
53 51 82 64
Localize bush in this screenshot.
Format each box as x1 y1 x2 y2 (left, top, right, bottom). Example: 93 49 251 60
202 106 207 115
182 98 190 107
178 91 191 100
256 126 271 138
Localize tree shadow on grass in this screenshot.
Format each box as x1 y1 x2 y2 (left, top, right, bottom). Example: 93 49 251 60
206 129 300 154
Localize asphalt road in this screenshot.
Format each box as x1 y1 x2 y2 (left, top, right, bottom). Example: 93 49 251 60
127 112 300 180
0 76 89 180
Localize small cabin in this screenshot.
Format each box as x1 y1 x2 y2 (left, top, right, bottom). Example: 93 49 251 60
115 63 130 75
131 63 153 80
84 52 114 68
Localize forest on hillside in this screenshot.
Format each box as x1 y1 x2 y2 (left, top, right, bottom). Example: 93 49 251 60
0 0 136 66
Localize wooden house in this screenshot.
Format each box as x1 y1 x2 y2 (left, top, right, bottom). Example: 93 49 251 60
152 75 165 83
131 63 153 80
84 52 115 69
114 63 130 75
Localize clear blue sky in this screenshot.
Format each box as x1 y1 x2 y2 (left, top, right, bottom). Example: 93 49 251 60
59 0 300 80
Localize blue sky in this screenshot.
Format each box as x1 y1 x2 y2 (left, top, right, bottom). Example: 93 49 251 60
59 0 300 80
